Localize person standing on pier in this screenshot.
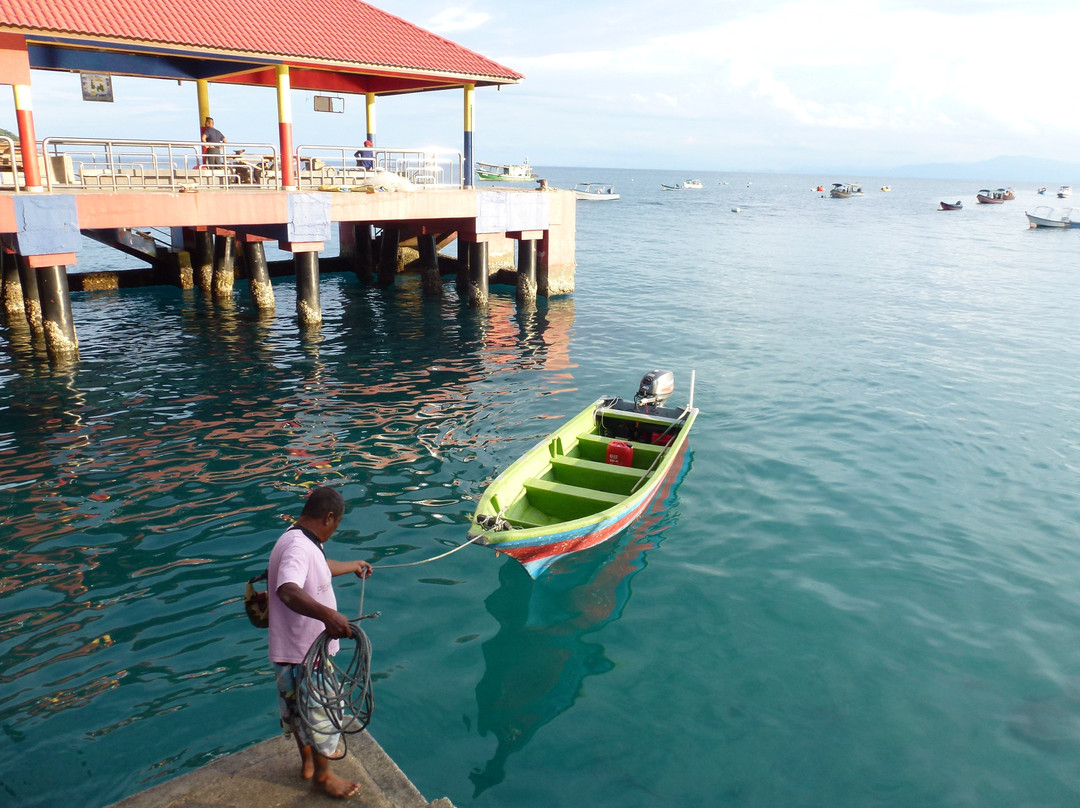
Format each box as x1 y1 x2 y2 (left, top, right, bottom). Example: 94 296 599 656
201 116 226 165
267 486 373 799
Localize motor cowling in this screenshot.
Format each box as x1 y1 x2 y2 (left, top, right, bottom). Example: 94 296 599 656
635 370 675 407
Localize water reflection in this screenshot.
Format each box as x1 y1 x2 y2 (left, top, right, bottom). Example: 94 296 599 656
0 277 582 807
468 449 693 796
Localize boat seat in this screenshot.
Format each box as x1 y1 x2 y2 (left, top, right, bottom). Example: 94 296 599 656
550 456 647 495
574 434 664 467
524 477 625 520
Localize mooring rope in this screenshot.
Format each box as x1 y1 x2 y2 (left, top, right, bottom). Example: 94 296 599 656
296 515 502 752
296 617 375 760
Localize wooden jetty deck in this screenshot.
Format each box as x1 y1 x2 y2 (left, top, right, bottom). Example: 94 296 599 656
105 733 456 808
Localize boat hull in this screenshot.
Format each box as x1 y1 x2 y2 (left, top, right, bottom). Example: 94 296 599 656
469 397 697 577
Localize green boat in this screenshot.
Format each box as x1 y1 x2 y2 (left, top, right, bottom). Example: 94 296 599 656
469 371 698 577
475 159 537 182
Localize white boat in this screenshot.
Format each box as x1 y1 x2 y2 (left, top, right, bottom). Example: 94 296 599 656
573 182 620 201
1025 205 1079 228
476 159 537 182
662 179 703 190
1057 185 1072 198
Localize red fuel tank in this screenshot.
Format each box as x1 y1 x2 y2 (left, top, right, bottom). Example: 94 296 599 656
606 440 634 467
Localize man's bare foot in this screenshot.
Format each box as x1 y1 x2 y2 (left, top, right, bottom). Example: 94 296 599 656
314 771 360 799
300 746 315 780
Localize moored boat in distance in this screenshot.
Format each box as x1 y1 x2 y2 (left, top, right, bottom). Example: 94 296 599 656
1037 187 1047 194
468 370 698 578
999 187 1015 200
940 200 963 210
976 189 1006 204
573 182 620 201
662 179 704 190
1057 185 1072 198
1025 205 1079 228
829 182 863 198
476 158 537 182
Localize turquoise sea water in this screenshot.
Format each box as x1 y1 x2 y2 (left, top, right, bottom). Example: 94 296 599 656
3 169 1080 807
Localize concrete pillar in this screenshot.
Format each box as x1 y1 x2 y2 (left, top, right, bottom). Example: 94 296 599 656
294 251 321 326
456 240 471 298
516 239 538 307
245 241 275 313
212 234 235 299
468 241 488 308
37 264 78 358
1 249 23 319
353 224 374 284
194 231 214 294
167 250 194 289
377 227 399 289
418 234 442 297
17 257 42 334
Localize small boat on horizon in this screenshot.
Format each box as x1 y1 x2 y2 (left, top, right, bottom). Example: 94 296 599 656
662 179 704 190
1057 185 1072 199
468 370 698 578
1037 187 1047 195
940 200 963 210
1025 205 1079 228
573 182 620 201
829 182 863 198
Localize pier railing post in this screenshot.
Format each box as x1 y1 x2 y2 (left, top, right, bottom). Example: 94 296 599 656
294 250 321 327
37 264 78 358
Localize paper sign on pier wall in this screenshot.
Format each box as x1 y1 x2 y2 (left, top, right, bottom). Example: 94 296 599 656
476 191 549 234
14 195 80 257
287 194 331 243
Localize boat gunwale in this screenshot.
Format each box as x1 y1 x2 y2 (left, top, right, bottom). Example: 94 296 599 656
469 397 698 547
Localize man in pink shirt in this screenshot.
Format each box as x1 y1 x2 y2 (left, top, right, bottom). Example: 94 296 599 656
268 486 373 799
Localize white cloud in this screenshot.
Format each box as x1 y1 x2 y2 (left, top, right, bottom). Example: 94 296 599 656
428 8 491 32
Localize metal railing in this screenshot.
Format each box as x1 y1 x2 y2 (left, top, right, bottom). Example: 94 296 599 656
39 137 280 192
21 138 466 193
293 144 464 190
0 137 23 193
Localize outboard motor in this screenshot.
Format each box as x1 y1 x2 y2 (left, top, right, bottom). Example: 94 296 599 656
635 370 675 408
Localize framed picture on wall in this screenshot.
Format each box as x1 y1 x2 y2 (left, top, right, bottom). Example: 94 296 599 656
81 74 114 103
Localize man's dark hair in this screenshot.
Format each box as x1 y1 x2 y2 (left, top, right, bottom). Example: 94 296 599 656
302 486 345 520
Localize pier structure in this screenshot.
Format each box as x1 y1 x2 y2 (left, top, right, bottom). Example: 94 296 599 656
0 1 577 361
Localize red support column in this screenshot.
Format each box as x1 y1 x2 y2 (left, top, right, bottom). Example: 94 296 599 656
276 65 295 188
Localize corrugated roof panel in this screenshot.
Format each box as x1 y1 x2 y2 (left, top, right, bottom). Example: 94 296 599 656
0 0 523 81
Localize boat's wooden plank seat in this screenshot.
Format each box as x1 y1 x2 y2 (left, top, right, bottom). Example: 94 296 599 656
524 477 624 520
574 434 664 468
550 456 647 495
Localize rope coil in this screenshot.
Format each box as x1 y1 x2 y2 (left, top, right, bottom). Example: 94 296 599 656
297 620 375 756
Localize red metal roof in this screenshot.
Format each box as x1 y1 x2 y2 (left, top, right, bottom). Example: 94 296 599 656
0 0 523 85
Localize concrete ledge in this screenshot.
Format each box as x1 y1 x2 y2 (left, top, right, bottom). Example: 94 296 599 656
106 733 455 808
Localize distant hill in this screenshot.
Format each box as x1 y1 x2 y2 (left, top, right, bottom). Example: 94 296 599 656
890 155 1080 183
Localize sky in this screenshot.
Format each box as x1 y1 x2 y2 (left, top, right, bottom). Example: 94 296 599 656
9 0 1080 173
